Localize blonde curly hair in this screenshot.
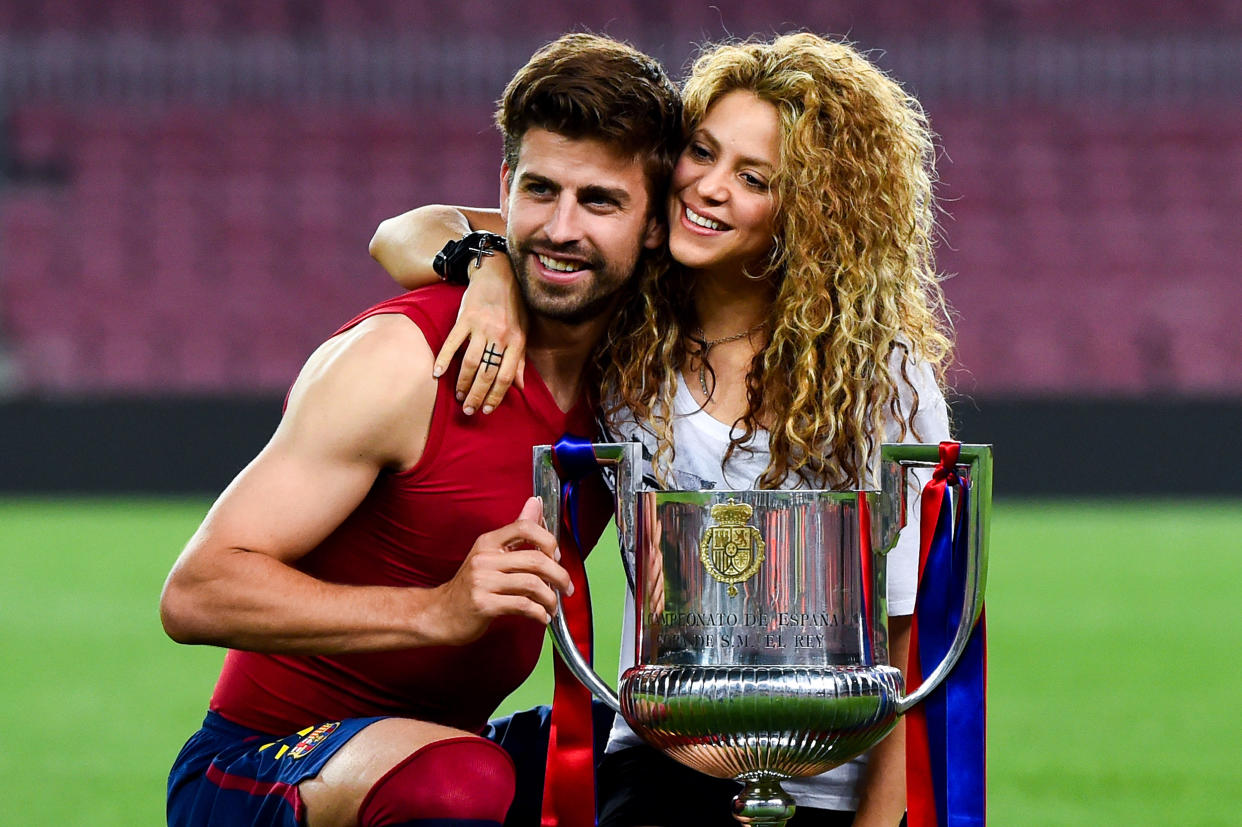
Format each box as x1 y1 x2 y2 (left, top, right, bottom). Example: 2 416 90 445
599 32 953 489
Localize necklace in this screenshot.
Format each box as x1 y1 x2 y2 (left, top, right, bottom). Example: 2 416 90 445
692 320 767 398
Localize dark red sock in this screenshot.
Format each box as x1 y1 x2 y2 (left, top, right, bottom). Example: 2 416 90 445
356 736 515 827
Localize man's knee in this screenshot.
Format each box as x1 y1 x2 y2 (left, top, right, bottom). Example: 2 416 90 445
357 736 516 826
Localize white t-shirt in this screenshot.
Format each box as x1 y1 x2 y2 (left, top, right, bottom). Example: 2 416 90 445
602 357 949 812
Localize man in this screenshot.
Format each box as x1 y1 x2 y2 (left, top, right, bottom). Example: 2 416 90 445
160 34 681 827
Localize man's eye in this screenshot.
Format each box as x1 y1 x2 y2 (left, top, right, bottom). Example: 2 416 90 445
688 143 712 160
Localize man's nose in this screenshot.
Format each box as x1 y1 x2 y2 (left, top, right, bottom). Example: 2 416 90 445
544 195 584 244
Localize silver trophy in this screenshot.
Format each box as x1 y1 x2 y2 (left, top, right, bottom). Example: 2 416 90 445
535 443 991 826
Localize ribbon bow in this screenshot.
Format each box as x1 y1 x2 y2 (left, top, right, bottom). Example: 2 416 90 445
931 448 961 486
549 435 601 555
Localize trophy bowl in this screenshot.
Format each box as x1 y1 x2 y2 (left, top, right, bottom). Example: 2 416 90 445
622 665 902 779
537 443 991 826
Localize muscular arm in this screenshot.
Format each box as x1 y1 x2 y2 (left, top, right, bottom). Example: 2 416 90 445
159 314 567 654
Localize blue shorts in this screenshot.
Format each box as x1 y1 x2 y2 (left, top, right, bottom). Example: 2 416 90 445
167 712 385 827
167 704 615 827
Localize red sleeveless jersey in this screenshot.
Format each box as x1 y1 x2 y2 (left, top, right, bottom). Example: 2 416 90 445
209 285 608 735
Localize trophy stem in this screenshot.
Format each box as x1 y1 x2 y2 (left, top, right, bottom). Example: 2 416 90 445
731 775 796 827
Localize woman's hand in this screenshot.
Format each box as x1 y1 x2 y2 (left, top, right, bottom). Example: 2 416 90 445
434 253 527 415
369 204 522 414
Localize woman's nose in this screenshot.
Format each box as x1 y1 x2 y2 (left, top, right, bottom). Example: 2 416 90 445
694 165 730 203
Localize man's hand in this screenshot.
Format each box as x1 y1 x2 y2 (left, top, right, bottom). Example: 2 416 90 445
425 497 570 646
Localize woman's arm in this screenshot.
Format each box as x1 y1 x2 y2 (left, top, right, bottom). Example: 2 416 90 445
853 351 950 824
369 206 525 415
368 205 504 290
850 614 910 825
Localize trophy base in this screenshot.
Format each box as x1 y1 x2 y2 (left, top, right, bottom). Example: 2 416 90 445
620 664 902 780
732 775 797 826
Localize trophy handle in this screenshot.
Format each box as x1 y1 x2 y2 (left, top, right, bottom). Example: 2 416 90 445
879 443 992 715
533 441 640 714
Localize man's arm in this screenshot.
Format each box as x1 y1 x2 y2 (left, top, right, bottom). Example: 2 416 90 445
159 314 569 654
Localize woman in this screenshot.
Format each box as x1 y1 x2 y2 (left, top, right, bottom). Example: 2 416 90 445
371 32 952 827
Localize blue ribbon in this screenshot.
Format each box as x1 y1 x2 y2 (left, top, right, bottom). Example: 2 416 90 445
550 434 601 558
915 481 986 826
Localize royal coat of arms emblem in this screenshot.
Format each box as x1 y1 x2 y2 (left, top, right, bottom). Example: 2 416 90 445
699 498 765 596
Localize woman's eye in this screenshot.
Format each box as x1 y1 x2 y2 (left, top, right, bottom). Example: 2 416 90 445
688 143 712 160
742 173 768 190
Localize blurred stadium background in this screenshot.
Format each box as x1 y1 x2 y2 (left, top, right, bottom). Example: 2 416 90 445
1 1 1240 824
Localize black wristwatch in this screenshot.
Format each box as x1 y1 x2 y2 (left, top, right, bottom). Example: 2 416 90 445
432 231 508 286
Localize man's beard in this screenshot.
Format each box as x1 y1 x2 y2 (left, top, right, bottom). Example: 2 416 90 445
510 239 637 326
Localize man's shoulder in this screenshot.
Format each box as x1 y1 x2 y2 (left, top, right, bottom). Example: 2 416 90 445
338 311 429 354
315 313 434 391
291 313 435 418
334 285 466 350
281 313 438 466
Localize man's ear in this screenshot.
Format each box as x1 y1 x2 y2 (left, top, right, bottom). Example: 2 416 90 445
498 162 512 223
642 211 667 251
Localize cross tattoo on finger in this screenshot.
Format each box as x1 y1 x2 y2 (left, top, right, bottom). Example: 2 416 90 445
482 343 505 369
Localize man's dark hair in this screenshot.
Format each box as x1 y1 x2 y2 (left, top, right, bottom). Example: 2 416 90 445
496 33 683 206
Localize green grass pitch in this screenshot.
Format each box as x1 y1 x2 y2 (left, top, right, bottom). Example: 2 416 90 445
2 497 1239 825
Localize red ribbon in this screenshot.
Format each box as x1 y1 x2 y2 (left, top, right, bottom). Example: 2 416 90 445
857 491 875 664
540 543 596 826
541 436 602 827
